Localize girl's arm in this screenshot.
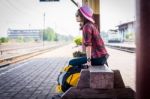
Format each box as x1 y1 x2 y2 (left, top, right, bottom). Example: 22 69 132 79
86 46 92 66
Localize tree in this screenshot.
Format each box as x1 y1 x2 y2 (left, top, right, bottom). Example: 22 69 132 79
43 27 57 41
43 27 73 42
0 37 8 44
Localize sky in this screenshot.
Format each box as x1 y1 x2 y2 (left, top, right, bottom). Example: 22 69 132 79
0 0 135 37
100 0 136 31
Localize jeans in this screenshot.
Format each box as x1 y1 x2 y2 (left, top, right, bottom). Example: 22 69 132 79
69 54 108 66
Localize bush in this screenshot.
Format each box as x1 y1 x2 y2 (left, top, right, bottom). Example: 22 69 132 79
74 36 82 46
16 37 24 43
125 33 134 40
0 37 8 44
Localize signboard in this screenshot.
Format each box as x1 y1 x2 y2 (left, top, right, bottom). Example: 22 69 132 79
40 0 59 2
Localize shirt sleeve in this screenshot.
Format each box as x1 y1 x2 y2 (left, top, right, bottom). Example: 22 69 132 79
83 24 92 46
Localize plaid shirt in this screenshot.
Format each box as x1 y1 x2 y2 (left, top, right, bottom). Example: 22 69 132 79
82 22 108 58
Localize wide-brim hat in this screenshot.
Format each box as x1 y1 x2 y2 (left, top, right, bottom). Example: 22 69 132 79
79 5 95 23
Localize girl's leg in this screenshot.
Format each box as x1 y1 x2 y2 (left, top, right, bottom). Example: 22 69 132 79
91 55 109 66
69 57 87 66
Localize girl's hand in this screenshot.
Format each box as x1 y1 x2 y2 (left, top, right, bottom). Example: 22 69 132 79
84 61 91 68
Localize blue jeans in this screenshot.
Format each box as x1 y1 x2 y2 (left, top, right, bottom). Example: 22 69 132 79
69 55 108 66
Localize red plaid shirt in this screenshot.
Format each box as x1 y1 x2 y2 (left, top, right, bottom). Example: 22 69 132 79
82 22 108 58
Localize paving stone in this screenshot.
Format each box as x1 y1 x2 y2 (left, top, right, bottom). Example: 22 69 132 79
0 44 135 98
0 96 11 99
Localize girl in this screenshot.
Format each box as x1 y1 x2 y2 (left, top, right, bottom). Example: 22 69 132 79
52 5 109 99
69 5 109 67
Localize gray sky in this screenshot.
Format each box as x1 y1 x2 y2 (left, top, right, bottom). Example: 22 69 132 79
100 0 136 31
0 0 135 37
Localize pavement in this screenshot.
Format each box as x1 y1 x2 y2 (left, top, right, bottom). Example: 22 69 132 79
0 44 74 99
106 47 136 90
0 43 136 99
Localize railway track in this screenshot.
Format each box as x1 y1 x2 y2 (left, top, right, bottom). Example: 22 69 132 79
0 42 70 67
106 44 135 53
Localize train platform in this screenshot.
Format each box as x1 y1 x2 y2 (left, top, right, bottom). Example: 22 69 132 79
0 44 74 99
106 42 136 53
106 42 135 48
0 43 135 99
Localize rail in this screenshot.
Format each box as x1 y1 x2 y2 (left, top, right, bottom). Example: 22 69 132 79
106 43 135 53
0 43 44 55
0 42 69 67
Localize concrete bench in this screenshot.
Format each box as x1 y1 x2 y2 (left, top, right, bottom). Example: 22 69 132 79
90 66 114 89
61 65 135 99
77 65 114 89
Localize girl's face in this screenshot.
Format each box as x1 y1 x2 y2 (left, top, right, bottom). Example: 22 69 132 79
75 11 82 22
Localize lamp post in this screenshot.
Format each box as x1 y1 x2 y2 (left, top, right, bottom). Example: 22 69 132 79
43 12 45 47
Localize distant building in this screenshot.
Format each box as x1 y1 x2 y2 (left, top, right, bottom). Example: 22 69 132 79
7 29 43 41
107 29 122 43
117 21 135 41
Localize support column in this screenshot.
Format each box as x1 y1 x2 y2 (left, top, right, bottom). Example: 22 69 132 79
82 0 100 30
136 0 150 99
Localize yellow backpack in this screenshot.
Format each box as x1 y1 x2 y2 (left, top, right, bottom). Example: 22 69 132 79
56 65 84 93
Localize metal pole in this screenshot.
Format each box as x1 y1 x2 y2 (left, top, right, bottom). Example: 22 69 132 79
136 0 150 98
71 0 78 7
43 12 45 47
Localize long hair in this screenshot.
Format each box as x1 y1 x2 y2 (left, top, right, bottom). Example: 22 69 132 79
77 9 99 31
77 9 90 30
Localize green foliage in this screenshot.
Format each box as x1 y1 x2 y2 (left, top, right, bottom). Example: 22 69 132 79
125 33 134 40
74 36 82 46
0 37 9 44
43 27 73 42
43 27 57 41
16 36 24 43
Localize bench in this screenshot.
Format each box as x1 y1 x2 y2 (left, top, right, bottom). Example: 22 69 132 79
90 66 114 89
61 65 135 99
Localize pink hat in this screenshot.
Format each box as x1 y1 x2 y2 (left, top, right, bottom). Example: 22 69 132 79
79 6 95 23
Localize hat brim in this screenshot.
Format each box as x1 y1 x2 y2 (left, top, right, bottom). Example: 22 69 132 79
80 9 95 23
